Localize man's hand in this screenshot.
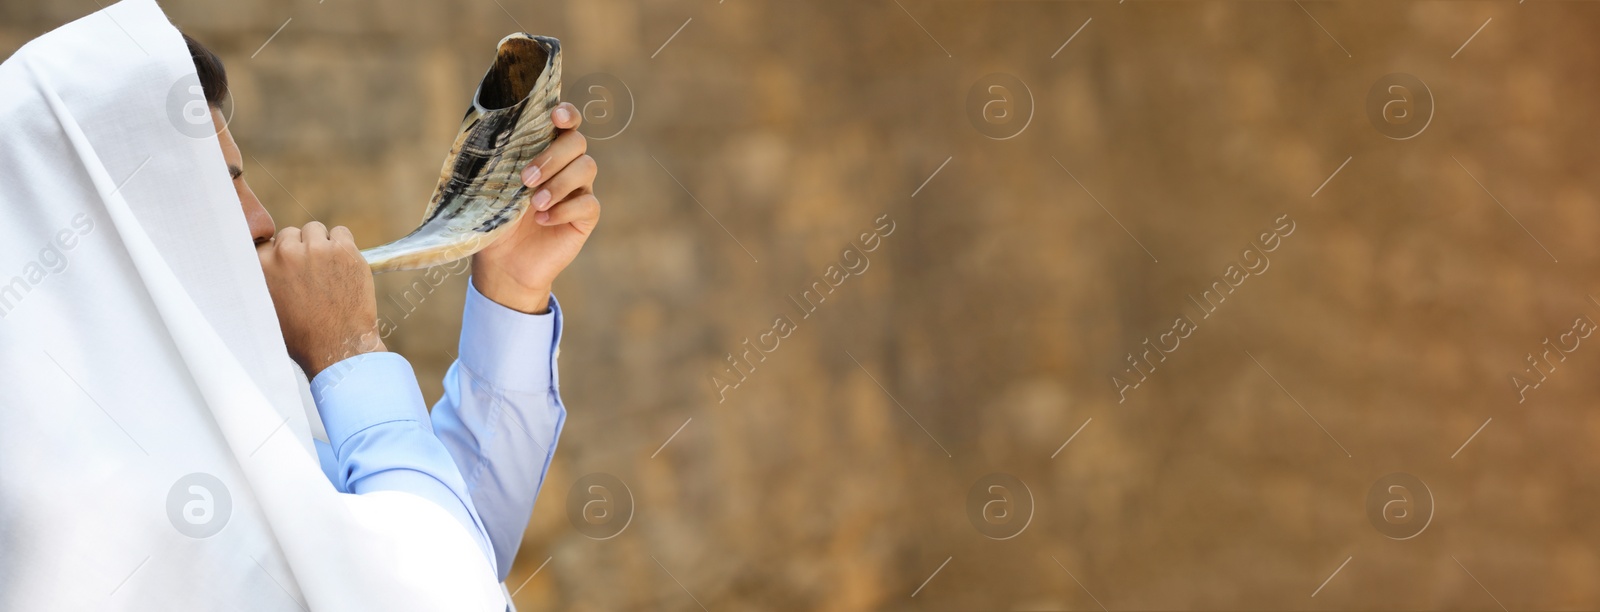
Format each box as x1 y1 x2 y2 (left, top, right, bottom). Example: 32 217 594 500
471 102 600 314
258 221 386 378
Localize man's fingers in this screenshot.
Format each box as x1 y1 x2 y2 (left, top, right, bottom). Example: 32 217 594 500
520 129 587 188
330 225 362 255
552 102 582 130
302 221 328 243
330 225 355 244
531 155 597 212
276 225 302 247
535 192 600 229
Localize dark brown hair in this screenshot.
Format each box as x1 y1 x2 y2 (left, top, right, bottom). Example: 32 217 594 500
182 32 228 108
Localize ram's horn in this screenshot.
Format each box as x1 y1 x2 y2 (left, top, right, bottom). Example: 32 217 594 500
361 33 561 273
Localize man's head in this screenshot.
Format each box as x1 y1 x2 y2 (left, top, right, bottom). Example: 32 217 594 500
184 33 275 245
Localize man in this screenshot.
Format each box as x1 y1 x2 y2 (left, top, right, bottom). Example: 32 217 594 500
3 1 546 606
187 33 598 579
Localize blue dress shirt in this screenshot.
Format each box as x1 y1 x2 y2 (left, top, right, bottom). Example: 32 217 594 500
309 281 567 581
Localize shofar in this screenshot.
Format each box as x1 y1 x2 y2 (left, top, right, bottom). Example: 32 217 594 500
361 33 561 273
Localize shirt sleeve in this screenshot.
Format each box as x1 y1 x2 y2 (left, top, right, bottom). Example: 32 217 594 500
431 279 567 581
308 352 497 574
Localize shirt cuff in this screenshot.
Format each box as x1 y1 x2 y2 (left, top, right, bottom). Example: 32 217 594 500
460 277 562 395
309 352 432 454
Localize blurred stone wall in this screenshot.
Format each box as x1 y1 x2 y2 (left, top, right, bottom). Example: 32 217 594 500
5 0 1600 609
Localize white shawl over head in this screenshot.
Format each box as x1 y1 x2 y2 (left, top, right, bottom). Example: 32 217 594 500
0 1 503 609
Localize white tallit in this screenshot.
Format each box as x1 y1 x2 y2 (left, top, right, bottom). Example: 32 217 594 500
0 1 504 610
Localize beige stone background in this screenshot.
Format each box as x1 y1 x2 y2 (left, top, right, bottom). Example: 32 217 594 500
6 0 1600 609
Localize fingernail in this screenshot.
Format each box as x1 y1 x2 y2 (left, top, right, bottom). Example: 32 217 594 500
554 107 572 124
533 189 552 210
521 165 540 187
535 211 551 224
